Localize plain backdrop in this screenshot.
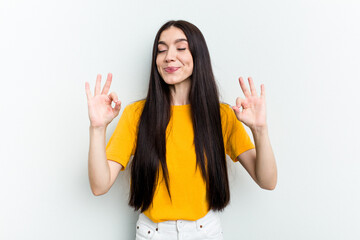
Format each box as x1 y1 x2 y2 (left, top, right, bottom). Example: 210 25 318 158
1 0 359 239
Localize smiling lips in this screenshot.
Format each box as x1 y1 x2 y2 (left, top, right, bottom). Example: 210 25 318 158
164 67 180 73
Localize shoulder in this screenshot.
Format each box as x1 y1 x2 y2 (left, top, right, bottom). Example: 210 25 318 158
219 102 234 119
219 102 238 132
123 99 146 118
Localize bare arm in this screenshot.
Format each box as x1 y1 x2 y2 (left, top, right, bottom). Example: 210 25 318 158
88 126 123 195
237 127 277 190
233 77 277 190
85 73 123 195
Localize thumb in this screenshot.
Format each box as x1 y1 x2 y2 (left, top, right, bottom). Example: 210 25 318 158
232 106 244 122
113 100 122 117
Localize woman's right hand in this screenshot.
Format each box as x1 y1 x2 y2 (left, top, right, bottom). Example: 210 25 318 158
85 73 121 128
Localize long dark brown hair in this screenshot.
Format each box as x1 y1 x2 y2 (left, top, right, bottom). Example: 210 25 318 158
129 20 230 212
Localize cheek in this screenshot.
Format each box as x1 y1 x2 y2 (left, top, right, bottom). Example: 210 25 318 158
186 54 193 67
156 66 164 79
156 59 162 71
187 57 194 70
156 57 160 68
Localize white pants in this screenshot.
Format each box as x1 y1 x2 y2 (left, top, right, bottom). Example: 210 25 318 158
135 210 224 240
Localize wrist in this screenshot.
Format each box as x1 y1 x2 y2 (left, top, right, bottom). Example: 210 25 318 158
89 125 107 132
250 125 268 136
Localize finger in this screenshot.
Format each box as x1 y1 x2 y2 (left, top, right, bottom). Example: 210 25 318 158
108 92 119 103
238 77 251 98
248 77 257 96
94 74 101 96
232 106 244 121
260 84 265 98
232 105 240 114
233 97 245 117
85 82 92 101
236 97 244 108
236 96 250 110
101 73 113 95
113 100 122 116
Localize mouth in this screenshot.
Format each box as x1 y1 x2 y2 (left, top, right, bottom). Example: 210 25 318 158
164 67 180 73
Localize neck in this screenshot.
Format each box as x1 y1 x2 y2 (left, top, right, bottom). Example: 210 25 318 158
169 78 191 105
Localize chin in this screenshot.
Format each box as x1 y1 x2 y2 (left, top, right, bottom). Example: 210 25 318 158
163 80 179 85
161 76 191 86
161 77 179 85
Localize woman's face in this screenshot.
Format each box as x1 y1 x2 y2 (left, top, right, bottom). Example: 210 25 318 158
156 26 194 86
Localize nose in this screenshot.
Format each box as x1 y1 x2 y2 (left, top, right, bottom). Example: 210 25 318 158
165 47 176 62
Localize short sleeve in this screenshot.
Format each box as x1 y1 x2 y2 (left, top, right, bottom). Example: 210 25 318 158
221 104 255 162
105 103 140 171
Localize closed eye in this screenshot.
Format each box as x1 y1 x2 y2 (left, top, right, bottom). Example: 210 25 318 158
158 48 186 53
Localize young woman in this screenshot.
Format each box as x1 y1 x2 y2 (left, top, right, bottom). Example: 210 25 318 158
85 20 277 240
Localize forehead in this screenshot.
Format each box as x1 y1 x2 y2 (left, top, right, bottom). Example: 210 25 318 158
158 26 187 43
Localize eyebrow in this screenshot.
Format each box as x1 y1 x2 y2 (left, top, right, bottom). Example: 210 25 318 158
158 38 188 46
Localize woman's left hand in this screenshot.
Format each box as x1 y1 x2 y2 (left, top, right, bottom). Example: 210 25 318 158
232 77 267 131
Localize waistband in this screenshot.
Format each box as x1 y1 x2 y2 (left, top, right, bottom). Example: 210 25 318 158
137 210 219 233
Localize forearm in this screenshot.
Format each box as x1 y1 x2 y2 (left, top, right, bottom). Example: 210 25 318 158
88 126 111 195
252 126 277 190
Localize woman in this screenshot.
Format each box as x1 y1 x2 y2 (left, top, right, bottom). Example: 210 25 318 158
85 20 277 240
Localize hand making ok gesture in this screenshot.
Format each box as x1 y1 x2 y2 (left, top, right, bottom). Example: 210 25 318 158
232 77 267 130
85 73 121 128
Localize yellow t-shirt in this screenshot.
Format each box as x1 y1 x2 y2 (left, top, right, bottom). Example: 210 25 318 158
106 100 254 223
